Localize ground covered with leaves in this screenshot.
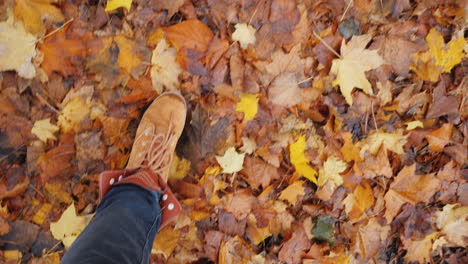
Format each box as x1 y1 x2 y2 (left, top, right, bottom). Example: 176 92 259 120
0 0 467 263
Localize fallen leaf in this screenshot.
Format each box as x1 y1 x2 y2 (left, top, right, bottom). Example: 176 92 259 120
405 120 424 130
168 154 191 180
425 123 452 151
360 131 406 156
436 204 468 247
330 34 384 105
14 0 65 35
411 28 466 81
289 135 317 183
236 93 259 121
232 23 256 49
152 226 180 258
49 203 93 248
312 215 336 245
40 25 89 77
340 132 362 162
57 97 91 133
216 147 246 174
105 0 132 12
384 165 440 223
268 72 302 107
153 0 184 18
242 156 279 190
0 217 10 235
224 191 257 220
31 118 59 143
278 226 311 264
279 180 305 205
31 203 52 225
151 39 182 93
317 156 347 188
354 218 389 259
402 233 438 263
343 181 375 220
240 137 257 154
114 35 150 77
0 20 37 78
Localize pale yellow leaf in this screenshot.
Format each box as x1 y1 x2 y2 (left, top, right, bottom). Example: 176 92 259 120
330 35 384 105
405 120 424 130
216 147 245 174
151 39 182 94
57 97 91 133
31 118 59 143
360 131 406 156
317 156 347 188
50 203 93 248
236 93 259 121
240 136 257 154
0 21 37 78
436 204 468 247
169 154 191 180
232 23 256 49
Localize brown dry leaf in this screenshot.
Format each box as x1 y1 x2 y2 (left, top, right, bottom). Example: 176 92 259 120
218 236 254 264
278 226 311 264
0 217 10 236
153 0 184 18
40 26 89 77
37 133 75 182
279 180 305 205
268 72 302 107
224 191 257 220
425 123 452 151
14 0 65 35
402 233 438 263
246 213 272 245
242 156 280 190
373 35 424 77
164 19 214 68
330 34 384 105
354 218 389 259
384 165 440 223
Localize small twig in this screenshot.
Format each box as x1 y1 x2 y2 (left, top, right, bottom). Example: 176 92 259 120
371 101 378 130
248 5 259 25
297 76 314 85
230 172 237 186
34 92 60 114
28 184 45 198
40 18 75 41
340 0 354 21
312 30 341 58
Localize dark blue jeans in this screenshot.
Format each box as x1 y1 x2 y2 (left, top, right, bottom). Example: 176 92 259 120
61 184 162 264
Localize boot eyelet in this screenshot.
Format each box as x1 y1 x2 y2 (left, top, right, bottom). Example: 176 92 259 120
109 178 115 185
168 203 174 210
162 194 168 201
118 175 123 181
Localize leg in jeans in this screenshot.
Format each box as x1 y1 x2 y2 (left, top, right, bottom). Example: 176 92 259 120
61 184 162 264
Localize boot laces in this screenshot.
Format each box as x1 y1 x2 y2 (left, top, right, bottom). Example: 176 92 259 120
134 120 176 177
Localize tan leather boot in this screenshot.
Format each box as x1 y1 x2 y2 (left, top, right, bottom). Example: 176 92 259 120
99 92 187 228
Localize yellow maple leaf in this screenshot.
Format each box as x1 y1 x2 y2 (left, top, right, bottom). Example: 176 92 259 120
152 225 180 258
50 203 93 248
330 34 384 105
232 23 256 49
168 154 191 180
279 180 305 205
216 147 246 174
151 39 182 94
236 93 259 121
317 156 347 188
57 97 91 133
14 0 65 35
289 135 317 183
411 28 466 81
31 118 59 143
360 131 406 156
0 19 37 78
114 35 145 75
105 0 132 12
